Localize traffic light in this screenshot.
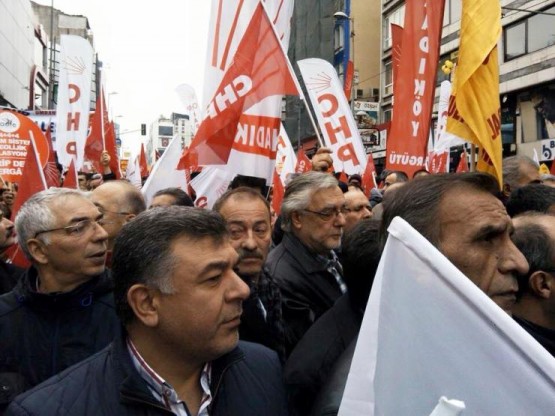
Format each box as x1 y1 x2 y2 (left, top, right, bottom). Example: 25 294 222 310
141 123 146 135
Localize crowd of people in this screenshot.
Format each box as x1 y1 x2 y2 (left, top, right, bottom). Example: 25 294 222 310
0 150 554 415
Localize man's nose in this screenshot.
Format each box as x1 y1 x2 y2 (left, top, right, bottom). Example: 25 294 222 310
499 240 529 276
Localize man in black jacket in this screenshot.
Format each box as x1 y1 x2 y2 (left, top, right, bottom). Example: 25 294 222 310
0 188 118 410
7 207 288 415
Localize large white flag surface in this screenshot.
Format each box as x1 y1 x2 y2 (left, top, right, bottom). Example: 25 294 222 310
297 58 367 175
55 35 93 170
142 134 187 206
339 217 555 416
190 166 235 209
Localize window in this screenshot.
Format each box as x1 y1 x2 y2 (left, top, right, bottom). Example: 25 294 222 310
504 6 555 61
384 61 393 96
383 5 405 49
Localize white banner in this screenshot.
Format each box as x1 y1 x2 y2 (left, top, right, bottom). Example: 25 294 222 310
142 134 187 205
339 217 555 415
434 80 466 152
175 83 202 134
190 166 235 209
55 35 93 170
298 58 367 175
203 0 295 184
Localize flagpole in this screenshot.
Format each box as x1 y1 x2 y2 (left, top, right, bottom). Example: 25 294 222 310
259 0 324 148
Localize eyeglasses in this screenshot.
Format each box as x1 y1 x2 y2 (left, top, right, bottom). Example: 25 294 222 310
34 218 105 239
302 206 349 221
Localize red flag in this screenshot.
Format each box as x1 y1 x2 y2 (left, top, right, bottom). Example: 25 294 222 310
361 153 378 197
338 171 348 184
428 151 449 174
386 0 446 178
105 121 121 179
391 23 403 89
139 143 149 178
343 60 354 100
178 2 300 168
457 150 469 173
295 147 311 173
271 169 284 215
551 161 555 175
62 159 78 189
84 88 106 173
43 123 60 187
10 134 48 267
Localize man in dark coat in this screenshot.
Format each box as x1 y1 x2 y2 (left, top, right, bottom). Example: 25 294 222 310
0 188 118 410
266 172 348 353
7 207 288 415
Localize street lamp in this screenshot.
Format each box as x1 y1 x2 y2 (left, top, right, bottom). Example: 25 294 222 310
334 11 355 110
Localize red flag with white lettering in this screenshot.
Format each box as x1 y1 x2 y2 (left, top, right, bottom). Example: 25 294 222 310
386 0 445 178
178 1 300 169
295 147 312 174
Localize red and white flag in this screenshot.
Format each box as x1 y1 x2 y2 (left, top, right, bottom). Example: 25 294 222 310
456 149 469 173
295 147 312 173
55 35 93 170
178 0 299 179
272 124 297 215
361 153 378 197
385 0 445 178
298 58 367 175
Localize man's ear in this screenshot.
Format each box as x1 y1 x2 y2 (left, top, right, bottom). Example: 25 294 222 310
124 213 137 224
291 211 303 230
127 284 161 327
26 239 49 265
529 271 552 299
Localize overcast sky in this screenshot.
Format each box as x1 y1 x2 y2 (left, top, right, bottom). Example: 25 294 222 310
34 0 211 154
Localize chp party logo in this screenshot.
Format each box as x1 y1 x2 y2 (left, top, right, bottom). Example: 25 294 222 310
0 111 21 133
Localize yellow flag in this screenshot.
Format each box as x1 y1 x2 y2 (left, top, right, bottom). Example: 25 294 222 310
446 0 502 187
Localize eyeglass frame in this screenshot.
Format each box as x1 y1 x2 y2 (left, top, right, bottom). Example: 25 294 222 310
301 206 349 221
33 217 106 239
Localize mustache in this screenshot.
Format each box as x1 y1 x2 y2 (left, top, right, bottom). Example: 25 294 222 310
237 248 264 261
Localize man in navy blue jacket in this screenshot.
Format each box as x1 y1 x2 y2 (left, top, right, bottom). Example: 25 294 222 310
7 207 288 415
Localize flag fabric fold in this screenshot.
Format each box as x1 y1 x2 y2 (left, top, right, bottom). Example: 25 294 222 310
445 0 503 186
339 217 555 415
62 158 78 189
178 1 300 169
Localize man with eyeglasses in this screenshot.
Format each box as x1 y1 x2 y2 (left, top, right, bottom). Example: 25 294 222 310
0 188 119 410
511 212 555 357
266 171 348 353
90 180 146 266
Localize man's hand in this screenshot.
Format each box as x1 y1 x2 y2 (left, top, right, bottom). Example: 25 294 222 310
311 147 333 172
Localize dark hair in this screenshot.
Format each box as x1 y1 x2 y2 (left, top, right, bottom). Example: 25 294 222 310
511 214 555 297
112 206 229 324
380 172 500 249
213 186 270 215
388 170 409 183
341 219 381 312
152 187 194 207
505 183 555 217
229 174 268 196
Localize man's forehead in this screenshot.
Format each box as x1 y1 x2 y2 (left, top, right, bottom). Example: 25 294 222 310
440 187 508 226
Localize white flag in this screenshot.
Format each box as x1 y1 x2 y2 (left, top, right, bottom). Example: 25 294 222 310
125 155 142 189
339 217 555 415
274 124 297 185
175 84 202 134
297 58 367 175
55 35 93 170
142 135 187 206
190 166 235 209
433 81 467 152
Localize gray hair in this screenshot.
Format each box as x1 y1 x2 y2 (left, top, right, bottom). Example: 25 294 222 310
280 172 339 232
503 155 539 191
380 172 500 250
111 206 229 325
15 188 87 260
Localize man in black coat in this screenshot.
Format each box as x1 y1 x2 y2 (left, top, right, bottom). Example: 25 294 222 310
7 207 288 415
0 188 118 410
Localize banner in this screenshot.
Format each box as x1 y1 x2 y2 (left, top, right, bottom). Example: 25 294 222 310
0 110 49 183
179 0 299 176
298 58 367 175
339 217 555 415
385 0 445 178
175 83 202 134
55 35 93 170
446 0 502 186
